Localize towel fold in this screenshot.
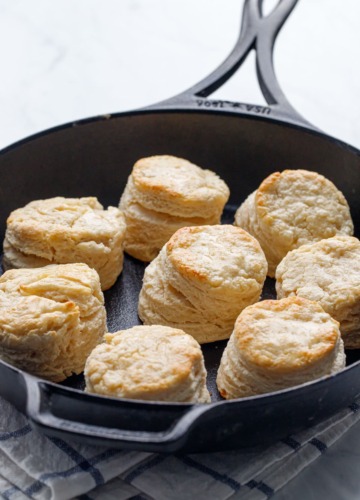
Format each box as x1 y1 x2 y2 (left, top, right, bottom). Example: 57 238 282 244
0 395 359 500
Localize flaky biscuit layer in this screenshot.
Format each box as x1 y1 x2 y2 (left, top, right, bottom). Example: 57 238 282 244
235 170 353 277
119 155 229 262
3 197 126 290
84 325 210 403
276 235 360 348
138 254 236 343
130 155 230 218
138 225 267 343
0 263 107 382
216 297 345 399
119 183 219 262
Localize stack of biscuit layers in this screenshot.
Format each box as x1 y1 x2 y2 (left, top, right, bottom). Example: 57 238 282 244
119 155 230 261
0 263 107 382
85 325 211 403
139 225 268 344
3 197 127 291
235 169 354 277
216 297 345 399
276 235 360 349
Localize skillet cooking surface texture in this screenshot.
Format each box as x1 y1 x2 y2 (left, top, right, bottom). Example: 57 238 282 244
1 0 360 452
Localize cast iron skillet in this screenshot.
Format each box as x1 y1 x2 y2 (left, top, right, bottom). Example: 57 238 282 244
0 0 359 453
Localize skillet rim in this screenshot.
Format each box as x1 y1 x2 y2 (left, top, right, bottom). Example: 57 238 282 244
0 106 359 160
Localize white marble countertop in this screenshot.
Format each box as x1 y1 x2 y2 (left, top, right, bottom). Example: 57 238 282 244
0 0 360 498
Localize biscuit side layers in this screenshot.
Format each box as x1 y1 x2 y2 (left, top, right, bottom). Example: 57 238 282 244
0 263 107 382
3 197 126 291
119 156 230 262
235 170 353 277
276 235 360 348
84 325 211 403
138 225 268 343
216 297 345 399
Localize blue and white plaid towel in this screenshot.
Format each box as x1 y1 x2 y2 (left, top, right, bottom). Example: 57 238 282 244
1 395 360 500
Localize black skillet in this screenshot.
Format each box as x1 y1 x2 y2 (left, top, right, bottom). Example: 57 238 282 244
0 0 360 453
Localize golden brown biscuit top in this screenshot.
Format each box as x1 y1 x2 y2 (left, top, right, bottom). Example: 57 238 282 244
6 197 126 261
234 297 340 373
131 155 230 207
84 325 203 397
276 235 360 306
166 225 267 290
7 196 125 238
256 169 353 246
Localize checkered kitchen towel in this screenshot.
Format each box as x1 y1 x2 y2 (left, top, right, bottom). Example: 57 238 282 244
1 396 360 500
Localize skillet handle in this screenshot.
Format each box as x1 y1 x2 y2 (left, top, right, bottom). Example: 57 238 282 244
149 0 315 130
25 376 210 452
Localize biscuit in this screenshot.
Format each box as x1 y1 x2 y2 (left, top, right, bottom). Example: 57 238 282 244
119 155 230 261
234 169 353 277
84 325 211 403
276 235 360 348
216 297 345 399
138 225 268 343
3 197 127 290
0 263 107 382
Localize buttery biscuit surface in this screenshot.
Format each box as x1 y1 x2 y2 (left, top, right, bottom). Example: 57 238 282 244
3 197 126 290
276 235 360 348
235 297 339 372
138 225 268 343
235 169 353 276
131 155 230 217
167 225 267 293
119 155 230 261
216 296 345 399
0 263 106 382
84 325 211 402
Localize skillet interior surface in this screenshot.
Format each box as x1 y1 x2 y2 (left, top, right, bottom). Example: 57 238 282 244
1 109 360 451
1 110 360 235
